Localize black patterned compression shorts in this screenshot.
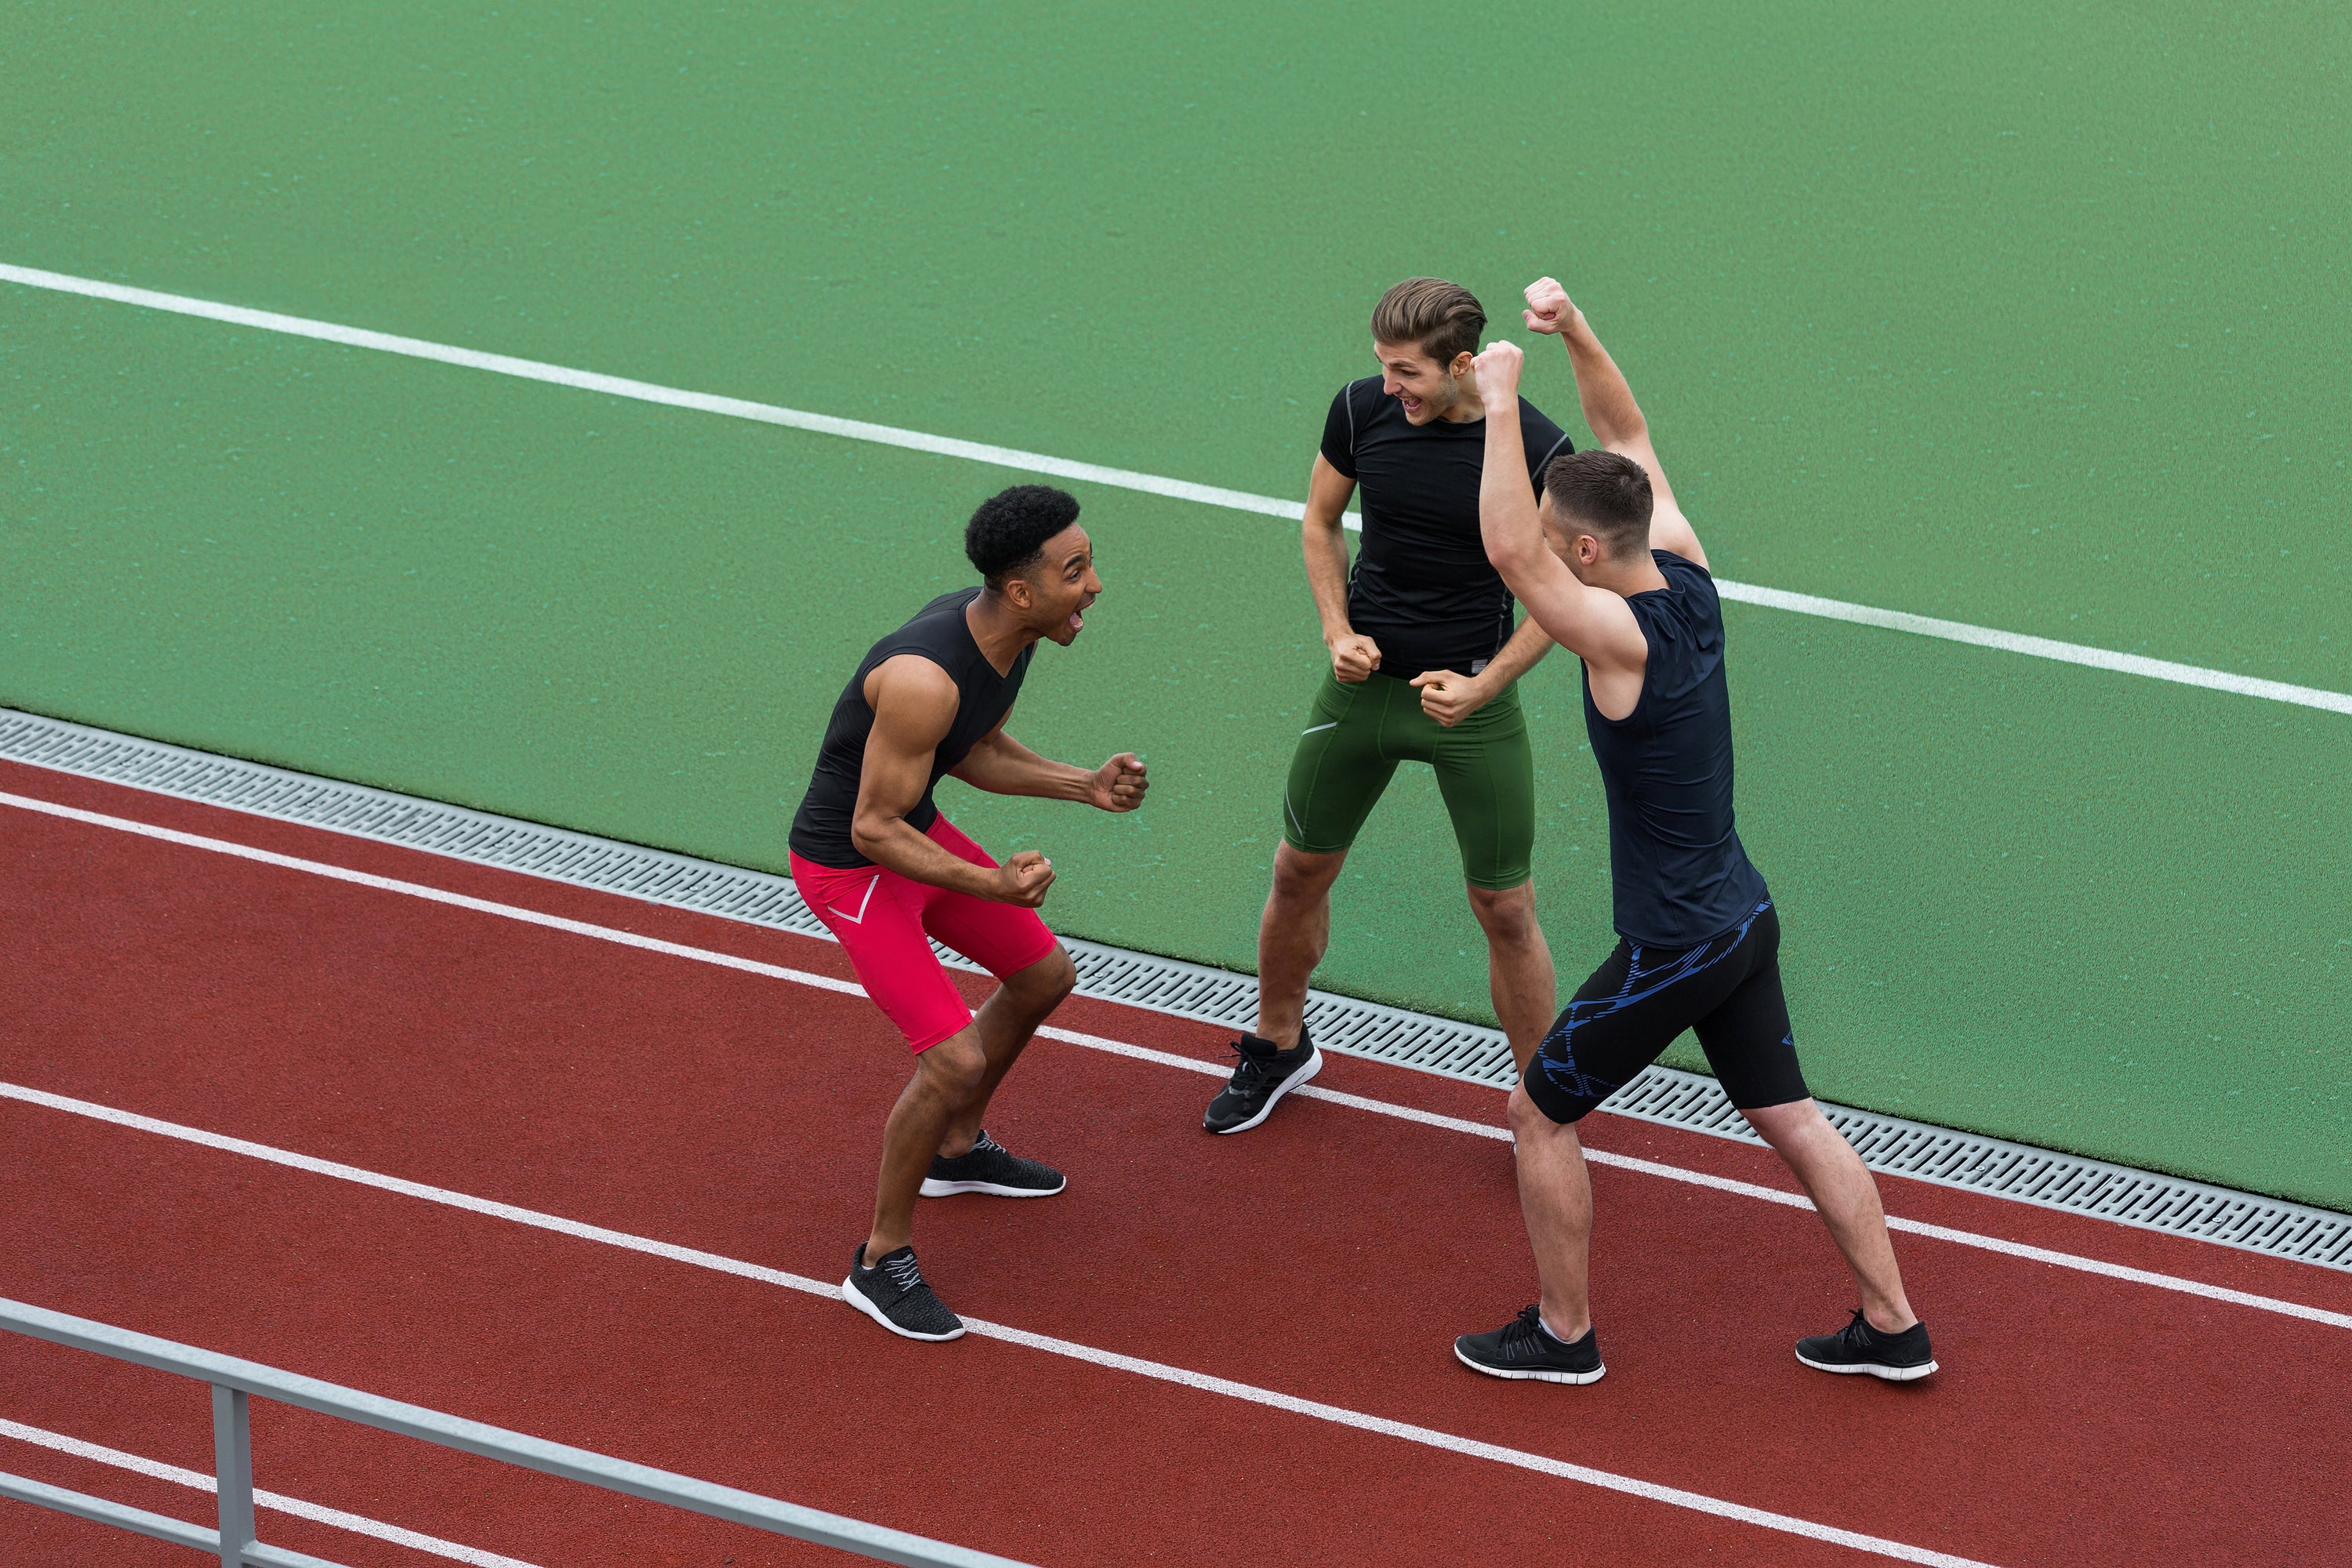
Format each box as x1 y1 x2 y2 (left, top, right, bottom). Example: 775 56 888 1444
1522 900 1810 1125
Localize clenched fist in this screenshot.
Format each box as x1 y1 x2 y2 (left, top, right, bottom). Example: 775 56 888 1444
1091 752 1149 812
993 850 1056 907
1523 276 1579 336
1471 340 1525 401
1409 668 1493 728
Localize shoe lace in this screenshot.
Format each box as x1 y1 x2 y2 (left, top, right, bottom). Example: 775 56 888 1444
1499 1304 1547 1349
881 1250 927 1293
1224 1040 1292 1091
1838 1306 1874 1348
970 1129 1004 1156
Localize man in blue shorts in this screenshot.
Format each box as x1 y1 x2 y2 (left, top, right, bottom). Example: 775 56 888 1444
1203 278 1577 1134
1450 278 1936 1385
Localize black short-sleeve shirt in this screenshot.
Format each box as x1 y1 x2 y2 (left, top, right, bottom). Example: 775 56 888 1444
1319 377 1574 679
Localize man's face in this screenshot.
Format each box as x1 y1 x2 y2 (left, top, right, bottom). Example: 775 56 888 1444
1375 340 1472 424
1012 524 1102 646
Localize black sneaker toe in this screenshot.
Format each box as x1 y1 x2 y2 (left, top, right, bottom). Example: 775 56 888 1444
1203 1034 1320 1134
843 1243 965 1341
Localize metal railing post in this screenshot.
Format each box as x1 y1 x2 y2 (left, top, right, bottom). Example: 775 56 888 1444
212 1383 257 1568
4 1297 1040 1568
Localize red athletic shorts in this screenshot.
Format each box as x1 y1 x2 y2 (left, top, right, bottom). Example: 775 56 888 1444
788 815 1060 1054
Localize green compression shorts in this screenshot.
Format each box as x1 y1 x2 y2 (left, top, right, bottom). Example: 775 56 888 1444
1279 669 1537 890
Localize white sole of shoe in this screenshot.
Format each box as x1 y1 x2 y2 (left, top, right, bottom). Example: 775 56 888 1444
840 1274 966 1341
918 1175 1066 1198
1207 1047 1323 1135
1795 1349 1938 1381
1453 1342 1606 1385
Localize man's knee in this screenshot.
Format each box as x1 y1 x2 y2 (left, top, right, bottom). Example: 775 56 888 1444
1466 880 1540 944
1738 1096 1826 1149
1270 843 1345 906
916 1033 989 1098
1508 1083 1572 1140
1012 943 1077 1006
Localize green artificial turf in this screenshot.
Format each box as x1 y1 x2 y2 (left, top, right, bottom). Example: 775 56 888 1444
2 2 2345 1204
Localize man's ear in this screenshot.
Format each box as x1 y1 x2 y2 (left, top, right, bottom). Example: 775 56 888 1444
999 573 1035 612
1448 350 1476 380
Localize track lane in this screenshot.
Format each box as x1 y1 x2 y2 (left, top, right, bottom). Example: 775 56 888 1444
3 765 2347 1564
0 1106 1875 1568
8 754 2346 1319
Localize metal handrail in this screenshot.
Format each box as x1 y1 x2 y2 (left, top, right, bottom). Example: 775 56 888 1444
0 1297 1038 1568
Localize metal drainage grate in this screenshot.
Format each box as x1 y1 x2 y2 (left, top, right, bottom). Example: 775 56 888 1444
5 705 2347 1272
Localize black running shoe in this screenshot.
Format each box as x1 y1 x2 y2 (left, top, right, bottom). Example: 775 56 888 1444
1454 1305 1606 1385
1202 1029 1320 1134
920 1129 1066 1198
841 1243 964 1341
1796 1308 1936 1381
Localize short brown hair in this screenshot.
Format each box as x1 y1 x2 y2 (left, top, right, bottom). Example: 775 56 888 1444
1542 450 1653 557
1370 278 1485 365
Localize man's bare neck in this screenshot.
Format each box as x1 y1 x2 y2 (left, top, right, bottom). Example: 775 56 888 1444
1594 554 1671 599
964 593 1035 676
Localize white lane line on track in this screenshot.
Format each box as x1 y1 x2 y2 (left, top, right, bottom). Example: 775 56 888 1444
1055 1029 2352 1328
0 1417 540 1568
5 785 2348 1331
5 260 2347 718
0 1083 1998 1568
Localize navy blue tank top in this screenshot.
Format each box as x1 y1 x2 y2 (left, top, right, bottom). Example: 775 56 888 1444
789 588 1033 869
1581 551 1769 947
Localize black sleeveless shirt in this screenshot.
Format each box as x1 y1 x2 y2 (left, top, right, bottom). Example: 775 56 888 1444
1581 551 1769 947
789 588 1033 869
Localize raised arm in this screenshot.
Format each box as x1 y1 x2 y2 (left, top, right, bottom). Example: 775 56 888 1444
851 655 1055 906
1468 343 1648 670
1523 278 1706 569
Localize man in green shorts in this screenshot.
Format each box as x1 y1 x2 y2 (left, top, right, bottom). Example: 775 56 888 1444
1204 277 1577 1134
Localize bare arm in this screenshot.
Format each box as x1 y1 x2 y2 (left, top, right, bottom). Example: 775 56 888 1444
1523 277 1706 569
850 655 1054 906
1410 614 1555 728
1468 343 1650 671
1302 454 1381 681
953 721 1149 812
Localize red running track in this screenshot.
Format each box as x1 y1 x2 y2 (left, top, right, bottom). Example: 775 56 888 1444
0 758 2347 1567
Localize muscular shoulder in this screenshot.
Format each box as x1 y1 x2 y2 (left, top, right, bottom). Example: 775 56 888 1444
862 653 960 741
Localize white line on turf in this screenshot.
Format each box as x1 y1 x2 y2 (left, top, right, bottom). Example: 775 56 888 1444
0 1417 540 1568
4 260 2347 717
0 1083 1997 1568
1712 581 2352 713
5 786 2347 1330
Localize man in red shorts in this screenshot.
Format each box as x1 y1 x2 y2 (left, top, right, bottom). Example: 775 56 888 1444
789 485 1148 1341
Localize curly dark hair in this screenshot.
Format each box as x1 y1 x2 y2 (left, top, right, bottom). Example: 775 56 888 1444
965 485 1082 587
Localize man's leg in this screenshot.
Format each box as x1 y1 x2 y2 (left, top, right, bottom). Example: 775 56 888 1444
1253 841 1348 1047
865 1029 988 1261
1466 880 1557 1076
938 946 1077 1158
1740 1100 1918 1332
1436 683 1553 1073
1457 938 1691 1382
1508 1083 1593 1340
1690 906 1933 1374
1206 675 1394 1134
